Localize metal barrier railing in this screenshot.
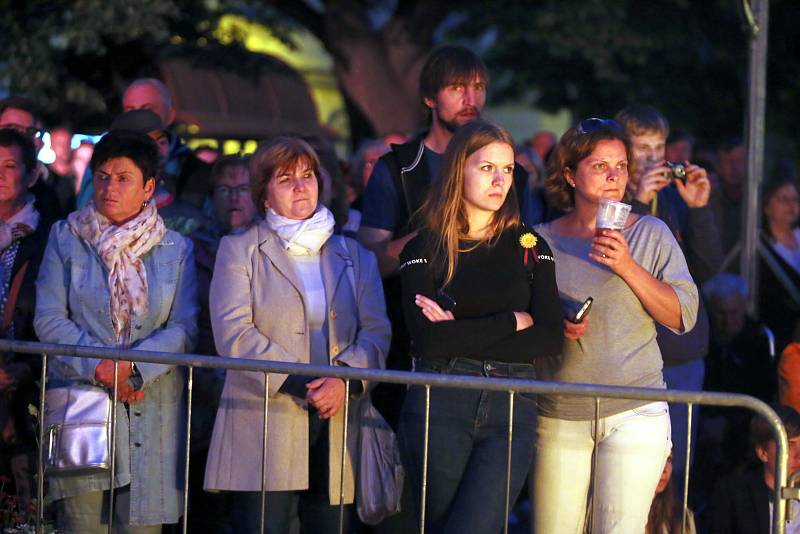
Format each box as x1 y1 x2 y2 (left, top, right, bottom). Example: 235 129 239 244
0 339 791 534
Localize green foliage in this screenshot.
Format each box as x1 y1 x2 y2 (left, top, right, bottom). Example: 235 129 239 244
449 0 799 154
2 0 799 156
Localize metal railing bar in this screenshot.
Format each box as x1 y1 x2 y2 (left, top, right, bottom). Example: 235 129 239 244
338 380 351 534
259 373 270 534
182 366 193 534
0 340 787 414
503 390 514 534
4 339 790 534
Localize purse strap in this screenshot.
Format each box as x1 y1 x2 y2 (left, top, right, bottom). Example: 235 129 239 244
2 259 29 338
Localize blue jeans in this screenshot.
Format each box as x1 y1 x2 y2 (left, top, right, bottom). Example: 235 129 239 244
398 358 538 534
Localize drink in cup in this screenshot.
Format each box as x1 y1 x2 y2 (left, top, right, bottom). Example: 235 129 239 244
595 198 632 237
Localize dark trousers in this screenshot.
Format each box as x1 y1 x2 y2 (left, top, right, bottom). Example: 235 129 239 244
230 410 355 534
398 358 537 534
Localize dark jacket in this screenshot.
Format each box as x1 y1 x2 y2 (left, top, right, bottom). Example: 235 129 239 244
1 219 50 450
381 132 533 235
631 185 720 366
710 467 771 534
759 234 800 355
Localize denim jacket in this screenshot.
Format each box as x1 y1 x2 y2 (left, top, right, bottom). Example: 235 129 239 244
34 221 198 526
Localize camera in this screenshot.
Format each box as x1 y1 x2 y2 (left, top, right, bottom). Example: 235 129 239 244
664 161 687 183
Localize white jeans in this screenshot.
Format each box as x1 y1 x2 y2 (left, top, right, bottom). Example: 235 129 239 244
533 402 672 534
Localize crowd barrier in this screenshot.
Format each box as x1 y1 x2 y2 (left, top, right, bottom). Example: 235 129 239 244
0 339 792 534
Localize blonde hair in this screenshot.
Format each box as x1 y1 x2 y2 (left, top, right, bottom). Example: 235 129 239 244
418 121 519 287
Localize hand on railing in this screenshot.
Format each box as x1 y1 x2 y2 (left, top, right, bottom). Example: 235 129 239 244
94 359 145 404
306 377 345 419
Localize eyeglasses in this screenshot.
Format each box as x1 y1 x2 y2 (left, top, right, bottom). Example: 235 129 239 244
0 124 43 139
214 185 251 198
576 118 623 135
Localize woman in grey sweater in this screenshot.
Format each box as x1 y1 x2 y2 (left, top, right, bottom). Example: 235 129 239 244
533 118 699 534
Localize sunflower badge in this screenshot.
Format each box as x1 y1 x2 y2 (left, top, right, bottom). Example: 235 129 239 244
519 232 538 265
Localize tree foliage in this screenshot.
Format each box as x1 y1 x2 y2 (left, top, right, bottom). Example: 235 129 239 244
2 0 799 157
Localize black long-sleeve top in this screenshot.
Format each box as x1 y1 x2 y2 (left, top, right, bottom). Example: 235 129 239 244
399 226 564 364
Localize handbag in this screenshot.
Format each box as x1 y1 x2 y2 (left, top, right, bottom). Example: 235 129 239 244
356 396 405 525
43 384 112 476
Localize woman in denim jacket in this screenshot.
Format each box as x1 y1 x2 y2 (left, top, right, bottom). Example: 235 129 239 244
34 131 198 533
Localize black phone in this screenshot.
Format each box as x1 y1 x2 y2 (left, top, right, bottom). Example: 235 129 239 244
570 297 593 323
435 289 457 312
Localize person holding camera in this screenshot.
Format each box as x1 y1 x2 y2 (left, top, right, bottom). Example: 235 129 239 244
615 105 723 496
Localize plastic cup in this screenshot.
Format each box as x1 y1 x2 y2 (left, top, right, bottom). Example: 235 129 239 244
595 198 631 237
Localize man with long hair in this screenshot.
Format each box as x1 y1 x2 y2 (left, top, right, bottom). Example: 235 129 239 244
356 46 491 436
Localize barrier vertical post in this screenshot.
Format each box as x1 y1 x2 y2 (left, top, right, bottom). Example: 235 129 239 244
35 354 47 534
504 391 515 534
182 366 193 534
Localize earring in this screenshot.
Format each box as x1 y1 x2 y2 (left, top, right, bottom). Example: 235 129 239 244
142 199 150 208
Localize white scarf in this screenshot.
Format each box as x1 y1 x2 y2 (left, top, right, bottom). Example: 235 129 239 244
0 197 39 252
266 205 335 256
67 201 166 344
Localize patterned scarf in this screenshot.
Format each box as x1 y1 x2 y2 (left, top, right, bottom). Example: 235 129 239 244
0 197 39 252
266 205 335 256
67 201 166 345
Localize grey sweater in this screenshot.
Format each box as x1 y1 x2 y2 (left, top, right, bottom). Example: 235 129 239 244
535 215 699 419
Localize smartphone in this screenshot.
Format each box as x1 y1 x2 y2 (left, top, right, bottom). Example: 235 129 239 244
435 289 457 312
570 297 593 323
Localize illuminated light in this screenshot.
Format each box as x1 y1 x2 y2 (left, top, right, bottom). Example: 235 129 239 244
242 140 258 154
186 124 200 134
223 140 241 154
170 35 183 45
187 138 219 150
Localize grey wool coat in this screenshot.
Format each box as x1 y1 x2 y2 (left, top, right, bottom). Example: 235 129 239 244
203 221 390 504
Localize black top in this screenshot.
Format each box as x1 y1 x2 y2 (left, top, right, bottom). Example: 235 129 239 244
709 467 771 534
399 225 563 364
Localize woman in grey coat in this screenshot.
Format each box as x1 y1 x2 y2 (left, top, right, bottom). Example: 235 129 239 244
204 136 390 534
34 131 198 532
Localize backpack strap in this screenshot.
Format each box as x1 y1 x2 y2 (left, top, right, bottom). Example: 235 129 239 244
337 235 359 295
2 260 29 337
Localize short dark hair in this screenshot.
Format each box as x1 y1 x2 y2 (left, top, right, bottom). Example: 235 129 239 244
211 155 249 186
751 404 800 451
0 96 38 121
615 104 670 138
90 130 160 184
718 137 744 154
419 45 489 103
0 128 37 175
666 128 695 147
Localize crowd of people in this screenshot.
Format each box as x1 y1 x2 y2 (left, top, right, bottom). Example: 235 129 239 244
0 42 798 534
